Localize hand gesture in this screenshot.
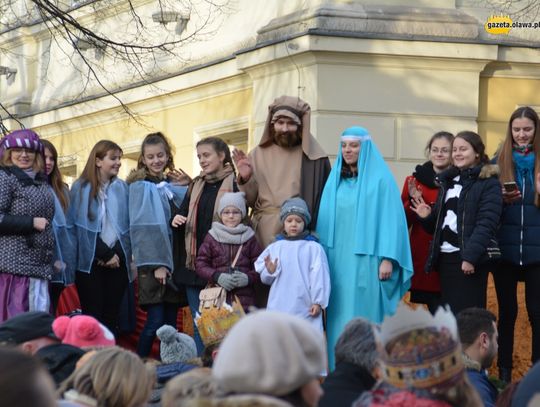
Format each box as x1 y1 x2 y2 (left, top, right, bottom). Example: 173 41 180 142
232 148 252 181
410 196 432 219
33 217 49 231
154 267 170 285
310 304 322 317
462 260 475 275
264 255 278 274
168 168 192 186
171 215 187 228
502 185 521 204
379 259 393 280
407 178 423 200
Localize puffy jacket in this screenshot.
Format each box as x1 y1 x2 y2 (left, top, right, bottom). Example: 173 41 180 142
195 234 262 310
0 166 55 279
423 164 502 273
496 159 540 266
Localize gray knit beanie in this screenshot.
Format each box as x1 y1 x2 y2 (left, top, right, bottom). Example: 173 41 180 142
218 192 247 218
280 197 311 225
156 325 197 364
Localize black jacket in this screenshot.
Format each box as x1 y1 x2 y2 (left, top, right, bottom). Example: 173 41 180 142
423 164 502 273
319 362 376 407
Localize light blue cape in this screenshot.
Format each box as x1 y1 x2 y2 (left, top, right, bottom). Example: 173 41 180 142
317 126 413 275
129 180 187 271
67 178 132 279
50 187 75 285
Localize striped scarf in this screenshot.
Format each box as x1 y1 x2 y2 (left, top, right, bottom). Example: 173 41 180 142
185 164 235 269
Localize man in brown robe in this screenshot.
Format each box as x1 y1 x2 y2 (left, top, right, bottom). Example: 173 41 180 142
232 95 331 247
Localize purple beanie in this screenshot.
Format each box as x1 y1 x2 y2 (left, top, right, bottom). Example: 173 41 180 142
0 129 44 160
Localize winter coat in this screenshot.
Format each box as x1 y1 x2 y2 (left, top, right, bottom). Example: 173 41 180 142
195 234 262 310
422 164 502 273
0 166 55 279
401 162 441 293
495 156 540 266
319 362 375 407
172 178 238 287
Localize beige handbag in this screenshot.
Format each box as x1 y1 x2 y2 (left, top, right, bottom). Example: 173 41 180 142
198 244 243 313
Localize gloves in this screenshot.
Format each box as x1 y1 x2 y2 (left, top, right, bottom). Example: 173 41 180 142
232 271 249 288
217 273 236 291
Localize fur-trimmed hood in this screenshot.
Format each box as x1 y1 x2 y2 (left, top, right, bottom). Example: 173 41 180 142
126 168 148 185
437 164 499 185
478 163 500 179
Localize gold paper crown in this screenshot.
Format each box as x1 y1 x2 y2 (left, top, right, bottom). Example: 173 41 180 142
376 303 464 391
195 298 245 347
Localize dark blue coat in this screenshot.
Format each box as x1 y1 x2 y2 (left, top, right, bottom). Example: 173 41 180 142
423 164 502 273
497 164 540 266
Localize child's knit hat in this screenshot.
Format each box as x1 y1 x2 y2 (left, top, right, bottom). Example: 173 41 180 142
218 192 247 218
52 315 116 349
156 325 197 364
280 197 311 225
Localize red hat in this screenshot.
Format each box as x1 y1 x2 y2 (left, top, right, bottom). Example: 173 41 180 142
52 315 115 349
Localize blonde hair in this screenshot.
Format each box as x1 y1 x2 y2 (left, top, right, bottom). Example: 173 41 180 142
162 368 216 407
1 149 45 173
58 347 155 407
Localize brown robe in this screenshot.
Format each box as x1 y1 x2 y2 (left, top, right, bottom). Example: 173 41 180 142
239 95 330 248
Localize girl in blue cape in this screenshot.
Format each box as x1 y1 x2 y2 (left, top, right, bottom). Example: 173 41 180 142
67 140 132 335
127 132 188 357
316 126 413 369
42 139 75 313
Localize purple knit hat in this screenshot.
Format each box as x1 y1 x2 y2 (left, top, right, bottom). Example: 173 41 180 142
0 129 44 160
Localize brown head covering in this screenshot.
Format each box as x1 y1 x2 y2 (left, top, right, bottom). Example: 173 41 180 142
260 95 327 160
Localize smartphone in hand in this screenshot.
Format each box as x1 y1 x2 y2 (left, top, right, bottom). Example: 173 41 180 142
503 181 518 193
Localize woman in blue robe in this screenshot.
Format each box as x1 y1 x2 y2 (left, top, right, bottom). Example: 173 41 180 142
317 126 413 369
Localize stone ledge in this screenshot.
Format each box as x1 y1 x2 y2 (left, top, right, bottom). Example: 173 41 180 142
257 4 479 44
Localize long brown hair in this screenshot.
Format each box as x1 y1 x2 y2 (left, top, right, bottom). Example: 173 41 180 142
137 132 175 173
78 140 123 204
497 106 540 205
41 139 69 212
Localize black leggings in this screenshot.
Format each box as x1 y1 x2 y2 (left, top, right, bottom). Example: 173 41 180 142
76 262 128 336
437 252 489 315
492 261 540 368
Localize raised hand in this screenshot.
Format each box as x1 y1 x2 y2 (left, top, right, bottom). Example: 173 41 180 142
168 168 191 186
408 178 423 200
410 196 432 219
264 255 278 274
232 148 253 181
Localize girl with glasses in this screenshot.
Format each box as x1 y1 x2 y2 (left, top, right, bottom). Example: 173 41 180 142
195 192 261 311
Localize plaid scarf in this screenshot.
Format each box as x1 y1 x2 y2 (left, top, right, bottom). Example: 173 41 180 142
185 164 235 269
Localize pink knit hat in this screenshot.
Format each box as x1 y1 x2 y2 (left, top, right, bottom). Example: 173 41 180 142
52 315 116 349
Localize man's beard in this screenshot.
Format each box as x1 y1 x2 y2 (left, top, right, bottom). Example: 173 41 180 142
273 130 302 148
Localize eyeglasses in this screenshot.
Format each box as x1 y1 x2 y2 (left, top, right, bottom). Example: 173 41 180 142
222 210 242 216
11 148 36 155
430 148 450 154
